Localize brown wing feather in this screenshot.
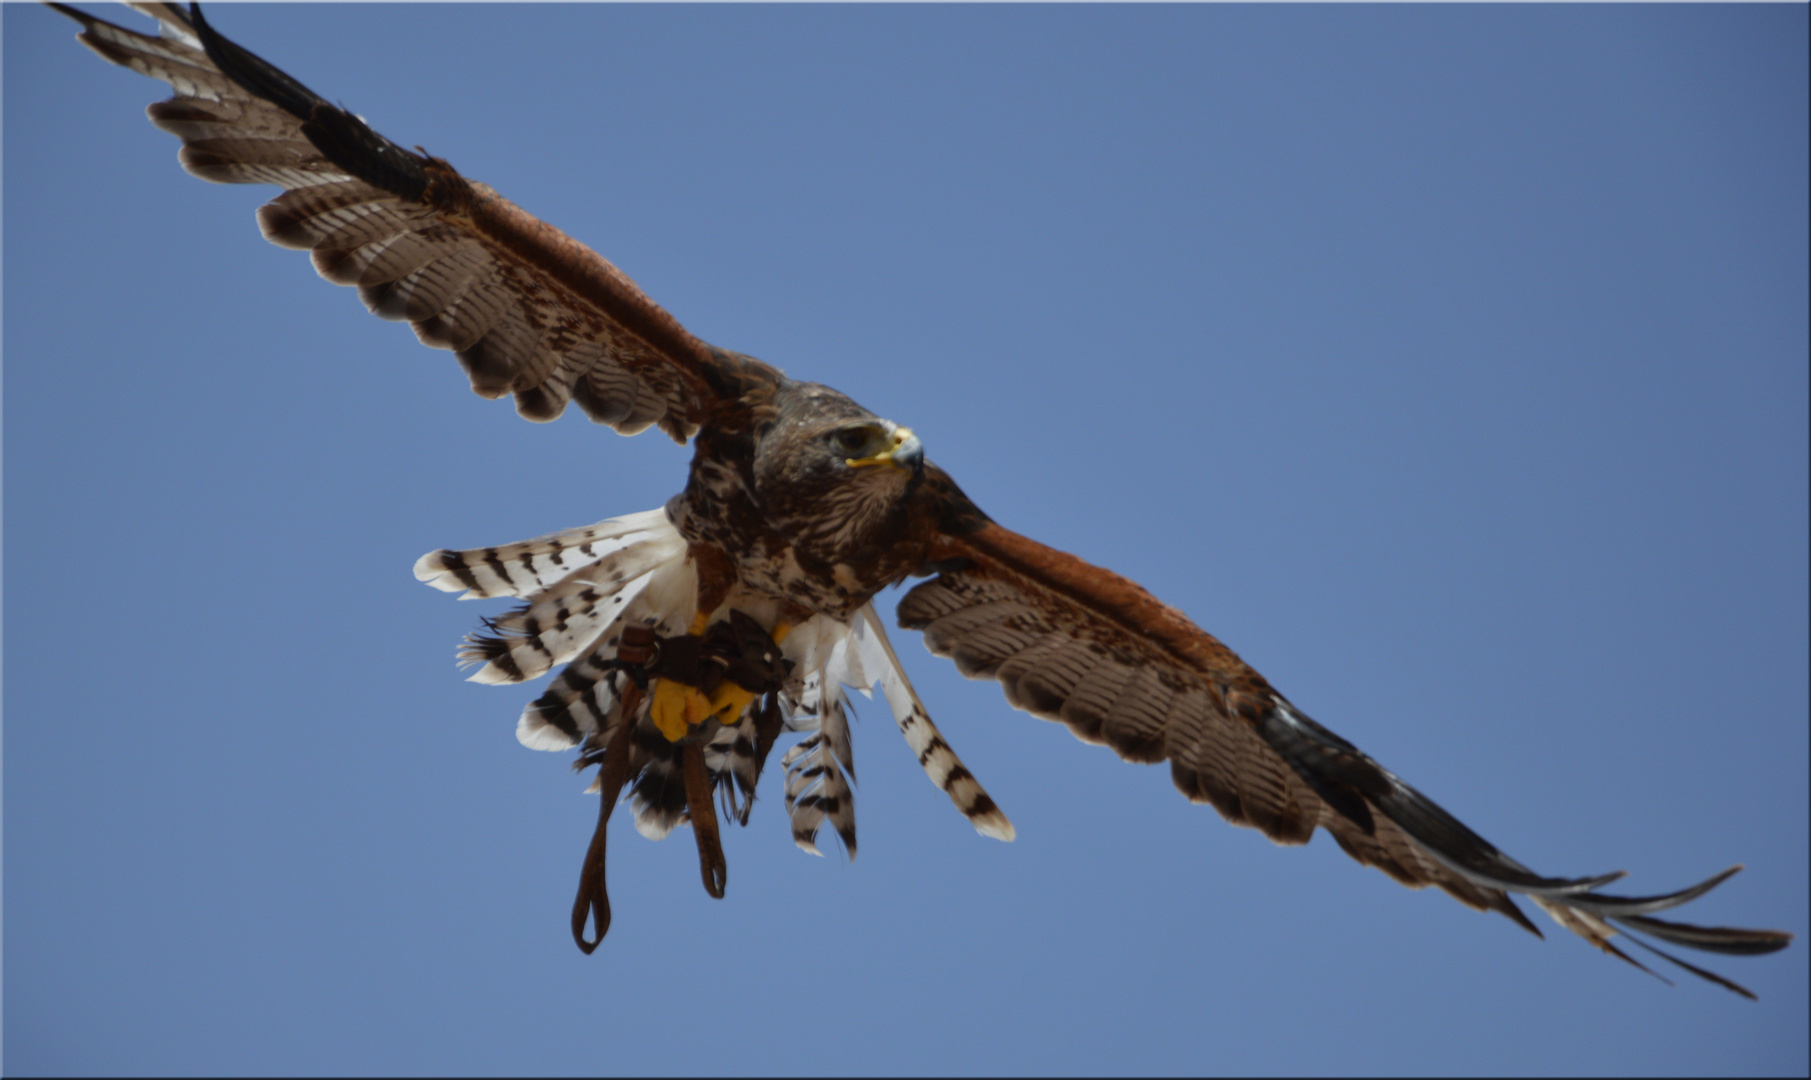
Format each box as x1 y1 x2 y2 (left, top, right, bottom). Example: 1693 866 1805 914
902 521 1789 995
57 2 773 439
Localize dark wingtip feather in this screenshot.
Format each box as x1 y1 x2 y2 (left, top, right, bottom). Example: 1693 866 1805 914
1490 893 1545 939
1617 930 1764 1000
1560 864 1750 919
187 3 430 200
1613 913 1794 957
1598 935 1675 988
45 3 93 25
187 2 324 121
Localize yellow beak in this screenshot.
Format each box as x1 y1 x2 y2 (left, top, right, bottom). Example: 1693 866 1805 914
846 426 922 471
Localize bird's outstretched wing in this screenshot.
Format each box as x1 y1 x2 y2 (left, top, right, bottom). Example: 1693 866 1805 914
55 2 773 439
908 520 1792 997
58 2 1790 995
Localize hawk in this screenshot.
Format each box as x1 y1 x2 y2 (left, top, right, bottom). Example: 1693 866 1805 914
56 2 1790 995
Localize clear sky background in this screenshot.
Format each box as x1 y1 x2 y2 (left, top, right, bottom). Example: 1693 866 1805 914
5 4 1806 1076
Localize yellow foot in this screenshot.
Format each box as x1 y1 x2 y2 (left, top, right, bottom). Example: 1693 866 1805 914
649 615 792 741
649 611 718 740
699 619 789 722
706 682 757 724
651 678 713 741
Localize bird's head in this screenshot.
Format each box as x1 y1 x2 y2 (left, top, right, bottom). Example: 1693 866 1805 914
751 383 926 561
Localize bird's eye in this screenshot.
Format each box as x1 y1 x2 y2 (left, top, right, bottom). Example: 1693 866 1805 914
832 428 870 455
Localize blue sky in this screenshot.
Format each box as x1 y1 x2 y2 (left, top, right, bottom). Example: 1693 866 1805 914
5 4 1806 1075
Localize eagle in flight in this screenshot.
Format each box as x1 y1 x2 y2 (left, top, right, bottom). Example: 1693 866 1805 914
57 2 1790 994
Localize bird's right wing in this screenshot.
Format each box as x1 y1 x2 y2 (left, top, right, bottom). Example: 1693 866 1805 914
55 2 775 440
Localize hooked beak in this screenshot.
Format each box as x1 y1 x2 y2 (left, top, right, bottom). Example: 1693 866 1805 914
846 426 923 474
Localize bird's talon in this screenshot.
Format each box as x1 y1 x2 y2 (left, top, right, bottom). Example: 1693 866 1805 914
651 678 713 742
707 682 758 724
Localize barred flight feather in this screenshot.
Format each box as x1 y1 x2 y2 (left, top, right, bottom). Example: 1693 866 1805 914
363 248 490 327
65 2 708 440
61 3 1787 987
459 575 645 688
416 274 510 355
257 182 417 251
894 544 1795 991
901 569 1342 849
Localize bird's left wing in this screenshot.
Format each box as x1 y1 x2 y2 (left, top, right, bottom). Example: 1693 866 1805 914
904 519 1792 997
55 2 772 439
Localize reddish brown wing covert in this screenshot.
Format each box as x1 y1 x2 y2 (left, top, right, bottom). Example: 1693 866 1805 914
60 2 770 440
903 522 1791 995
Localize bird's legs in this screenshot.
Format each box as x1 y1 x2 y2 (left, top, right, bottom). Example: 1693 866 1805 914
639 553 796 903
681 738 726 898
568 572 802 946
650 546 739 739
570 680 641 953
669 613 794 898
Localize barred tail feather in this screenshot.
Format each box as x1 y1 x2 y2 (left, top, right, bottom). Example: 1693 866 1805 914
418 521 1002 861
854 604 1014 842
408 508 696 753
520 648 623 751
517 552 700 749
768 616 863 856
704 714 764 826
781 709 857 858
413 508 672 600
461 571 650 687
632 704 771 840
459 524 685 684
629 743 689 841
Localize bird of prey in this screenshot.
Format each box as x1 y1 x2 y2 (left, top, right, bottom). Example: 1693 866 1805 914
55 2 1790 995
